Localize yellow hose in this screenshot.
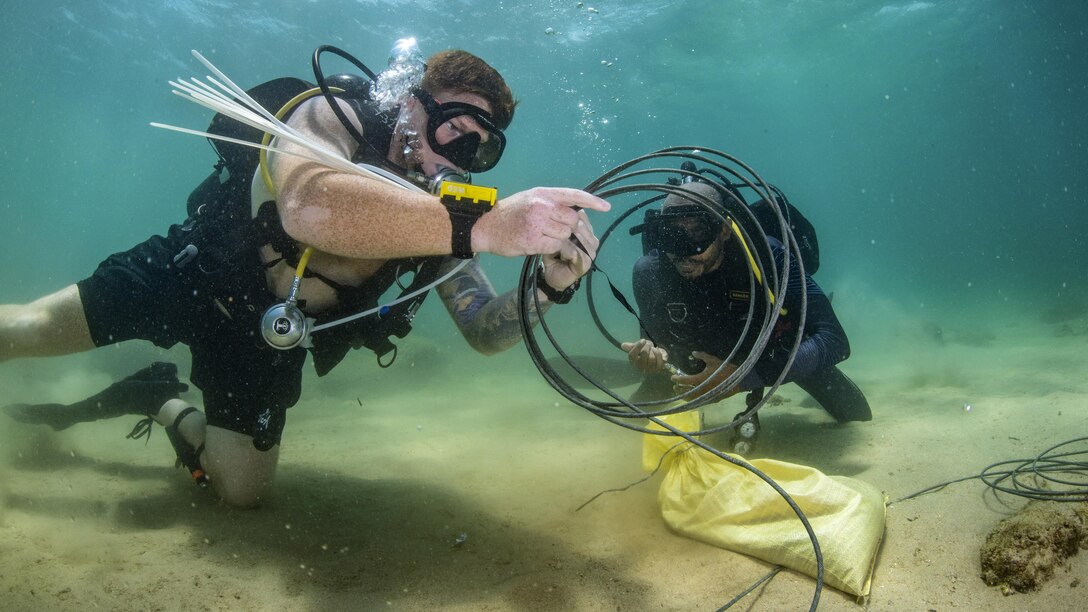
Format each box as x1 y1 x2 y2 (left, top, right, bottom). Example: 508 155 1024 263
295 246 314 281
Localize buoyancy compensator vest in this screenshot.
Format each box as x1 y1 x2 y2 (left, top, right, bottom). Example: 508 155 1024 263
747 186 820 276
181 72 443 376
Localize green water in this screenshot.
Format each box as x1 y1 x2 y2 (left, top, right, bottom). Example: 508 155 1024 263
1 2 1087 609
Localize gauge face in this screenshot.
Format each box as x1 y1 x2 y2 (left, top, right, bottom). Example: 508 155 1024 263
739 421 758 439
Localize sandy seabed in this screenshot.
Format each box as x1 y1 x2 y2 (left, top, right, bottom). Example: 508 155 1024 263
2 306 1087 611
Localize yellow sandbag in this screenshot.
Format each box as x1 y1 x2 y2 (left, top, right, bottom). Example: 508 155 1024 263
642 411 885 597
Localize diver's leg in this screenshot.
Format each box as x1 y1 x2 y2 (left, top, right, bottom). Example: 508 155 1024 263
155 399 279 508
794 366 872 423
4 361 188 431
201 426 280 508
0 285 95 362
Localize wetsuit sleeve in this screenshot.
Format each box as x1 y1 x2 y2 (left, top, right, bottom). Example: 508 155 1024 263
787 280 850 378
744 243 849 388
631 256 668 346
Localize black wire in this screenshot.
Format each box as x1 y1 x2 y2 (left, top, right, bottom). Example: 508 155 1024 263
574 441 684 512
717 567 784 611
518 146 823 612
547 180 797 422
891 436 1088 506
582 160 810 426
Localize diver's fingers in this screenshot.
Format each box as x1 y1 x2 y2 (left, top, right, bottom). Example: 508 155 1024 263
622 339 654 354
622 340 655 371
671 372 700 386
572 211 599 252
553 235 584 264
543 187 611 213
542 214 579 242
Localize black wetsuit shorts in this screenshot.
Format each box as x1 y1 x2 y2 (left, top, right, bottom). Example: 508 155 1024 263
76 221 307 448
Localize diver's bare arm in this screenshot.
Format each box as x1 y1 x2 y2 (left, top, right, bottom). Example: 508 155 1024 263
436 259 551 355
270 98 454 259
270 99 609 261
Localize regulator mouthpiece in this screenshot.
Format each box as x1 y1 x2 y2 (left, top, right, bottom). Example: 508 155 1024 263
410 166 471 194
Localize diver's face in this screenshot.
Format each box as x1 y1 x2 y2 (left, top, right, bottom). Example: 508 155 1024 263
664 219 728 279
395 91 494 177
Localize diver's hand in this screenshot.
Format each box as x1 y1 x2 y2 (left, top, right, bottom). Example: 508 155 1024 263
621 339 669 373
472 188 610 257
671 351 740 400
541 210 598 292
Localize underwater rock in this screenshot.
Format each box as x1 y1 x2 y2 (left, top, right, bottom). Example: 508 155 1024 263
980 500 1088 594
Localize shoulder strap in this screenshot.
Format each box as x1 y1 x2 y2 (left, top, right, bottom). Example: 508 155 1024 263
345 97 399 166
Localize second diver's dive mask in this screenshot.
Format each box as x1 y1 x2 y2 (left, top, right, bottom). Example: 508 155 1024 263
410 87 506 173
632 204 725 258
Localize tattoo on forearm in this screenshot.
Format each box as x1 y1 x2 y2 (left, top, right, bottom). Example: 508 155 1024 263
437 259 549 352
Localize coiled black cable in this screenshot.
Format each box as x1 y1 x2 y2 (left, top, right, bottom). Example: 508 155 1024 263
517 146 823 611
892 436 1088 506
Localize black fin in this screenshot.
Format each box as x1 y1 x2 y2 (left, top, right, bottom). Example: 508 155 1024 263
2 362 189 431
2 402 74 431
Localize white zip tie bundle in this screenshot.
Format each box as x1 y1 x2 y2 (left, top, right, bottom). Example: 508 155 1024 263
151 50 419 193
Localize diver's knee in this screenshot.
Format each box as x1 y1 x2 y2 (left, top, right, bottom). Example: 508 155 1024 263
214 477 274 509
209 455 277 508
202 426 279 509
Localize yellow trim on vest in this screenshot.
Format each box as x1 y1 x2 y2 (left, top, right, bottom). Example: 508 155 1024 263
730 219 784 313
257 87 342 295
259 86 345 196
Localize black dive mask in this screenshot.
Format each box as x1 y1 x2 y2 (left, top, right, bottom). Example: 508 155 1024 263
411 87 506 173
631 204 724 257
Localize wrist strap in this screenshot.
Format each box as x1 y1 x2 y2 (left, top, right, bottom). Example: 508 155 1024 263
447 209 479 259
535 265 580 305
439 182 497 259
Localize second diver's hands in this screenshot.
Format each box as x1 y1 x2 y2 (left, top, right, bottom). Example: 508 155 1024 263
670 351 741 400
472 187 610 258
621 338 669 374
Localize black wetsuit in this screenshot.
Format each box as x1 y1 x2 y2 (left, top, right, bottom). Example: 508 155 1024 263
632 236 851 403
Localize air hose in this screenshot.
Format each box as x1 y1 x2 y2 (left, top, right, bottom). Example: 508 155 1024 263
517 146 822 610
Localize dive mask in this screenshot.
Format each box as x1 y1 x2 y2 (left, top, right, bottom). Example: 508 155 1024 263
411 87 506 173
632 204 724 258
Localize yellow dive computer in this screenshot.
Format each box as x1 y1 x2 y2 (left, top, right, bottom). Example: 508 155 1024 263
439 181 497 259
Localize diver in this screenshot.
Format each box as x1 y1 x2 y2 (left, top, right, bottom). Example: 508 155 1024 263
0 44 609 507
620 182 870 451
